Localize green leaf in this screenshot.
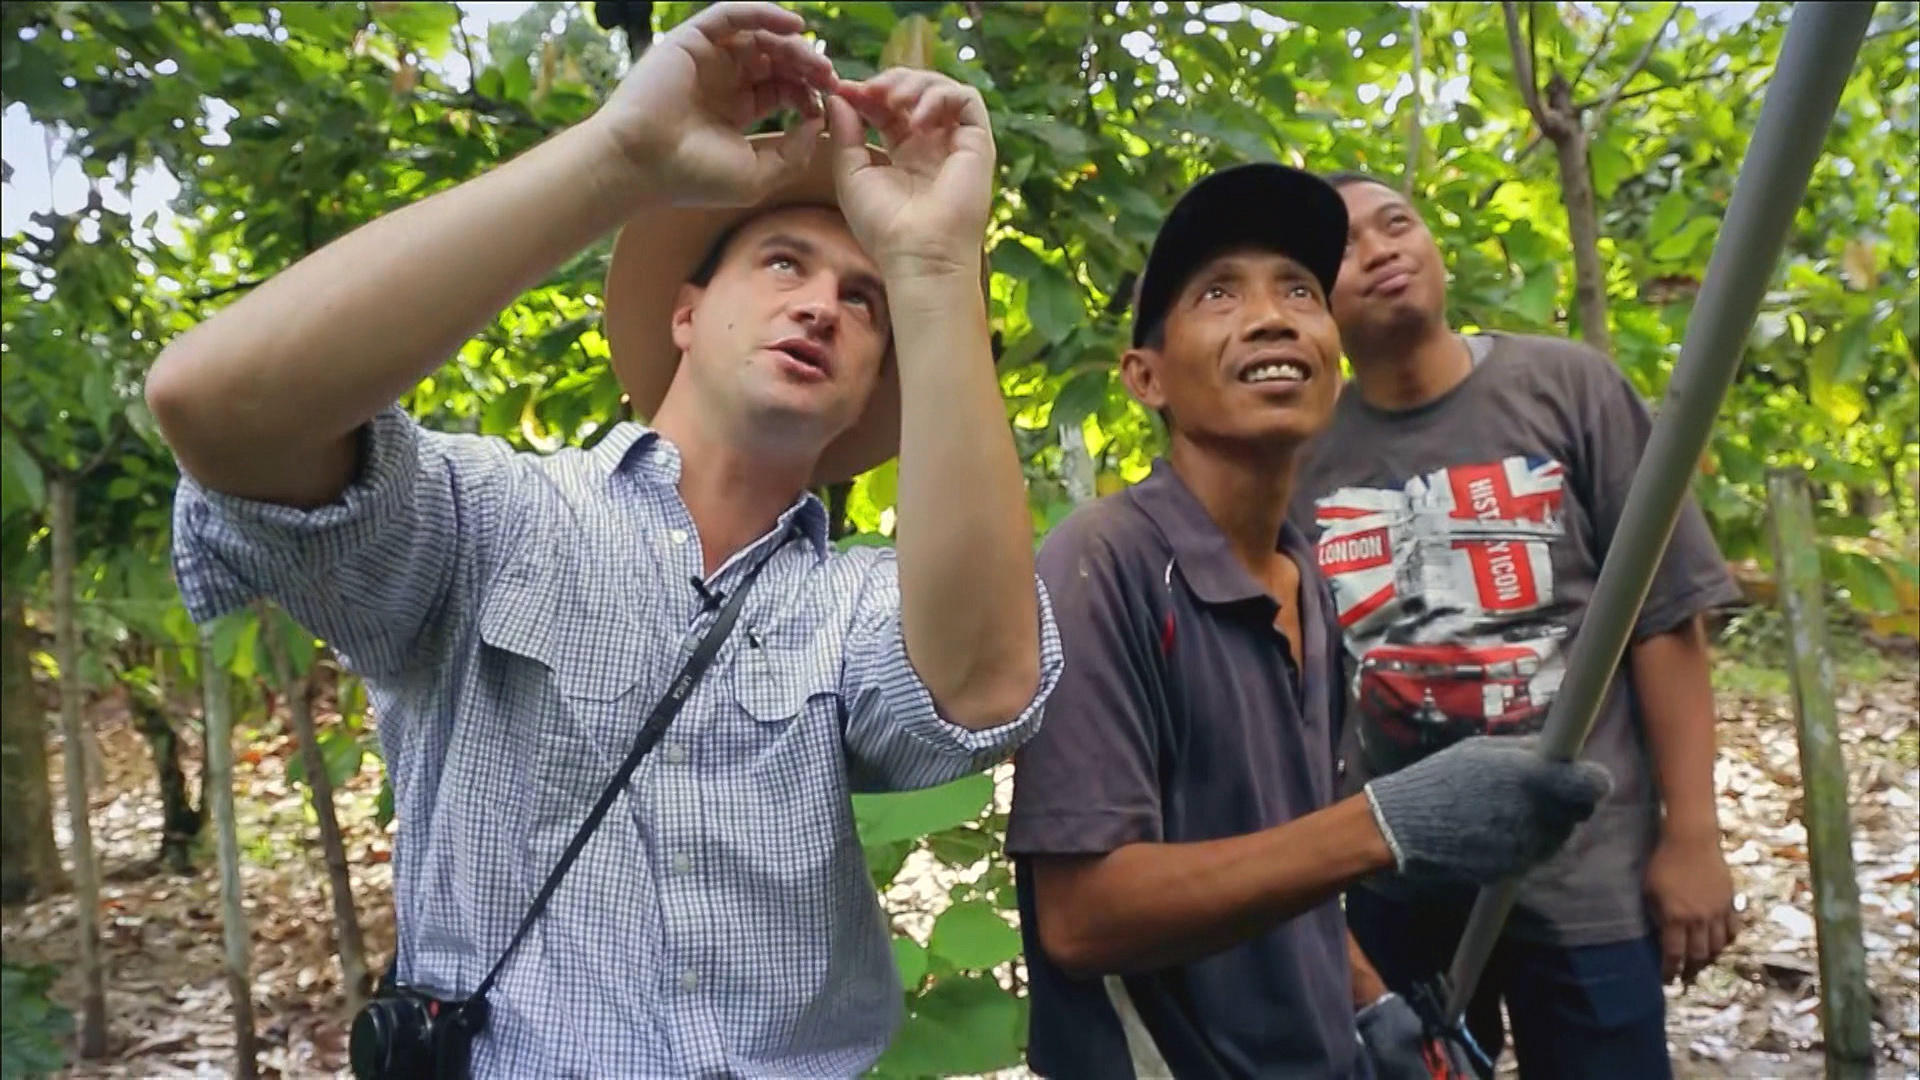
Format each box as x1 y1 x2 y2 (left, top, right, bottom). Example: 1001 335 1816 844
82 367 116 436
873 975 1025 1078
1027 264 1082 345
863 837 914 890
1833 316 1873 385
1652 216 1719 262
928 900 1022 971
1841 551 1900 614
1647 191 1691 241
209 613 254 678
482 384 533 436
0 434 46 514
375 776 396 828
1 961 72 1078
2 43 68 110
1006 114 1093 157
852 774 992 847
1051 366 1111 432
992 240 1049 283
926 824 998 869
892 935 929 990
1259 71 1297 117
504 56 533 103
321 725 365 786
1589 134 1634 200
1511 265 1558 325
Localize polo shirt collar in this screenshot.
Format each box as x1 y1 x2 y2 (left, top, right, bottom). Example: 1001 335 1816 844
1126 458 1316 608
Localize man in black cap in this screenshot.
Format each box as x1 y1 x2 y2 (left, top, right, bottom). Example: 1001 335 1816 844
1005 164 1615 1078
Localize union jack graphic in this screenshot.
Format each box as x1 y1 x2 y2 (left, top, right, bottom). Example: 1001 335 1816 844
1313 456 1571 768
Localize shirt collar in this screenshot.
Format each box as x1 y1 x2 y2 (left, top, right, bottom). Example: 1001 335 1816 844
1125 458 1318 608
593 421 831 560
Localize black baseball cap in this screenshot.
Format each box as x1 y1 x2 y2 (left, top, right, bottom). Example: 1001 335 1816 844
1130 163 1349 348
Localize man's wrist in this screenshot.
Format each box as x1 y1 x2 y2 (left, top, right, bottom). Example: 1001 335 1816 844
1659 805 1722 845
883 263 991 335
574 114 670 222
880 247 985 291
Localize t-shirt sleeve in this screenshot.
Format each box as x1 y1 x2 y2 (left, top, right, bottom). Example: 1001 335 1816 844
1572 354 1744 640
1006 514 1168 856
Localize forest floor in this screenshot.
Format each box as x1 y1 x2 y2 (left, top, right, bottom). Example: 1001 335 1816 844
3 631 1915 1080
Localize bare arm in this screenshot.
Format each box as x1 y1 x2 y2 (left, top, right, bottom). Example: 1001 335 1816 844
1633 614 1740 982
146 122 643 507
146 2 837 509
830 73 1039 730
1348 931 1390 1008
1030 794 1393 976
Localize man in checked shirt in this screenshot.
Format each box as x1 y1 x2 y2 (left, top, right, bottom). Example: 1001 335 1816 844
146 3 1061 1075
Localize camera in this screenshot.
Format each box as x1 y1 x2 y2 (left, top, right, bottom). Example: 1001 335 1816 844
349 983 489 1080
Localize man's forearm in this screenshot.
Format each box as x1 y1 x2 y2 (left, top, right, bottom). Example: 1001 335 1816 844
148 119 647 506
1632 616 1721 838
887 269 1042 730
1032 794 1394 975
1348 931 1389 1008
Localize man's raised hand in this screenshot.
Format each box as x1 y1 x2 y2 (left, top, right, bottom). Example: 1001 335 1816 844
828 68 996 282
592 1 838 207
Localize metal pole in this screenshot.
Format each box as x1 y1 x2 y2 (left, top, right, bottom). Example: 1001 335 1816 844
1443 0 1877 1021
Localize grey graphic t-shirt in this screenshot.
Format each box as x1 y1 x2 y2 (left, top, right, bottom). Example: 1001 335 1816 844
1291 332 1742 946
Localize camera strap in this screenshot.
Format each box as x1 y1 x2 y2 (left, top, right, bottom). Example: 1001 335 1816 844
463 533 789 1010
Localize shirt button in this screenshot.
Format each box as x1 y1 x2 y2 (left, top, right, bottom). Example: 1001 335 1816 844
671 853 693 874
680 969 699 992
664 744 687 765
669 528 689 545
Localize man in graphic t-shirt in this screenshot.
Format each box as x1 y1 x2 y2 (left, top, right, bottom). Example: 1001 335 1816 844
1290 172 1747 1078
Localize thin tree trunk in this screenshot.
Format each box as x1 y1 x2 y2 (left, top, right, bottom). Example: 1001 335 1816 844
50 476 108 1057
1405 3 1423 192
200 630 258 1078
258 602 369 1015
1545 76 1613 355
1 592 67 904
126 680 201 873
1768 470 1875 1079
1059 421 1097 507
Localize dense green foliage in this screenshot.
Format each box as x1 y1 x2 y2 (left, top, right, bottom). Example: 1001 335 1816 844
0 961 71 1079
2 1 1916 1073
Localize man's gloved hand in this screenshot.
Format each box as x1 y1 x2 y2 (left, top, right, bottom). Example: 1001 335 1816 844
1355 992 1480 1080
1363 736 1612 885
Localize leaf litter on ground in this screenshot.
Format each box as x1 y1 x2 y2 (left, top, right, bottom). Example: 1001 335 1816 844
3 654 1914 1079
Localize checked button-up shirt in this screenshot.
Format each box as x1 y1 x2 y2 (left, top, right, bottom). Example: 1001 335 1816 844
170 407 1064 1077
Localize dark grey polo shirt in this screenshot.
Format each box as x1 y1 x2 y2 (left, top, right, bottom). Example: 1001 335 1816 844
1007 459 1360 1079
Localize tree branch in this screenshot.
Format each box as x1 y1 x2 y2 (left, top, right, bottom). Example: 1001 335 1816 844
453 5 481 90
1588 2 1680 129
78 420 128 478
190 279 264 305
1501 2 1549 127
1474 131 1545 210
1575 64 1741 111
0 412 56 476
1569 2 1626 93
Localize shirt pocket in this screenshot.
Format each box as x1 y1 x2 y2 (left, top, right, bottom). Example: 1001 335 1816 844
730 640 840 725
477 558 648 705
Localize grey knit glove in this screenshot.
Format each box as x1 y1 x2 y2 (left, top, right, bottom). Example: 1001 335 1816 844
1363 736 1613 885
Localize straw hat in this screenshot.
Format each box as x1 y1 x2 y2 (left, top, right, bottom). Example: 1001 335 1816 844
602 133 904 487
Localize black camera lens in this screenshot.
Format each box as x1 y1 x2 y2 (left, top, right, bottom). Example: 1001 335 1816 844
350 993 437 1080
